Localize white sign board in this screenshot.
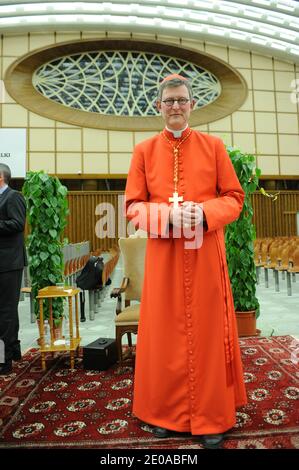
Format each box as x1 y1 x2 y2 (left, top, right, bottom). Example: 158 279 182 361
0 128 26 177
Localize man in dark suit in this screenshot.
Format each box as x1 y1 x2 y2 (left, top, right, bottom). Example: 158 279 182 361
0 163 27 375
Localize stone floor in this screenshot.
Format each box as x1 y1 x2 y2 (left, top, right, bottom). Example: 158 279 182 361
255 268 299 338
18 260 299 354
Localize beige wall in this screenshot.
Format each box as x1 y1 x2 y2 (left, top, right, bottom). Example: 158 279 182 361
1 32 298 177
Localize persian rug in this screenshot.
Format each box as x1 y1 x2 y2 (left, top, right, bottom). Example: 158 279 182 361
0 335 298 449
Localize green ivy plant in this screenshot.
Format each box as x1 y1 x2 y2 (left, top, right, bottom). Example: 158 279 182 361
23 171 69 325
225 148 261 318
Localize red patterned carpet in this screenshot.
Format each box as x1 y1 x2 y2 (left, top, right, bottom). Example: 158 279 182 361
0 335 298 449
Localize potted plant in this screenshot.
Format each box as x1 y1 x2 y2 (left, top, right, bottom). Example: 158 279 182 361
225 148 261 337
23 171 69 331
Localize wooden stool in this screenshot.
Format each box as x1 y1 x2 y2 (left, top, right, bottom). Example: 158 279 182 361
37 286 81 370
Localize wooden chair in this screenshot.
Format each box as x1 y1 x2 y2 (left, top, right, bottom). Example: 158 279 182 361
254 239 263 284
110 237 147 365
264 240 281 290
259 238 273 287
275 242 297 292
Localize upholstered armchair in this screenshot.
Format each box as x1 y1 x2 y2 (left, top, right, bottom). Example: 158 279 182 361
110 236 147 364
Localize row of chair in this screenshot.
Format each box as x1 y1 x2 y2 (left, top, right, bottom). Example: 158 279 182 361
254 237 299 295
21 243 120 322
84 247 120 321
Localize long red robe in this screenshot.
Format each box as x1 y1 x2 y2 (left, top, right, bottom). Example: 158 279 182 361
125 127 248 435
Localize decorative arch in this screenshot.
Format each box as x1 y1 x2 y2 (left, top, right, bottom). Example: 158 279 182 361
5 39 247 131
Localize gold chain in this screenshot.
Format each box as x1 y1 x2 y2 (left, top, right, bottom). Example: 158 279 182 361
162 129 192 192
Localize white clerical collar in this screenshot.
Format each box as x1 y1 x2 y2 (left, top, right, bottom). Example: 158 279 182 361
0 184 8 195
165 124 188 139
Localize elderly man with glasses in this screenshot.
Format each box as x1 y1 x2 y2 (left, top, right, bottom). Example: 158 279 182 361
125 74 247 449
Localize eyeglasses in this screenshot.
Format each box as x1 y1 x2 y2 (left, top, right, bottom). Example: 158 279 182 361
162 98 190 107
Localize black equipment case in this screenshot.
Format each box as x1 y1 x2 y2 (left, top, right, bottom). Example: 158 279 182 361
83 338 118 371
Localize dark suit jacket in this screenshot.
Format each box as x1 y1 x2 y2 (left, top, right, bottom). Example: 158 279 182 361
0 187 27 273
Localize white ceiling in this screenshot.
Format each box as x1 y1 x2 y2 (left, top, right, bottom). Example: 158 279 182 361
0 0 299 63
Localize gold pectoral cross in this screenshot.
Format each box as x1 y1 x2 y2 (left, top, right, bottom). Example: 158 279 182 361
169 191 183 209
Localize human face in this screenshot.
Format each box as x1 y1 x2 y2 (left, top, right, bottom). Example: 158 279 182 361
156 84 195 131
0 172 4 188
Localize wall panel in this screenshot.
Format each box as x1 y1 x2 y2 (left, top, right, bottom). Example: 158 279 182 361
64 191 299 250
1 32 298 178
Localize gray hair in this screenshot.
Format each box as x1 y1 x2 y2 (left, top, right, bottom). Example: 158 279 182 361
157 78 193 101
0 163 11 184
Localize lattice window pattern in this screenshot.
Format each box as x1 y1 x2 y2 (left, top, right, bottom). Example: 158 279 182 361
33 51 221 116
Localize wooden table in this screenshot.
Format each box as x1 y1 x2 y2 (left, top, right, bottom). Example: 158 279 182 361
37 286 81 370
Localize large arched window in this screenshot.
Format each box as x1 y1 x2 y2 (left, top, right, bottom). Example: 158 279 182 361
33 51 221 117
5 39 247 130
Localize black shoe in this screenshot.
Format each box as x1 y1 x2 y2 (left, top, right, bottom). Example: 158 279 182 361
152 427 171 438
12 341 22 361
0 361 13 375
201 433 224 449
12 350 22 361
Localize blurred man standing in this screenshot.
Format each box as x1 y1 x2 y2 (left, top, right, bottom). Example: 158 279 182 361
0 163 27 375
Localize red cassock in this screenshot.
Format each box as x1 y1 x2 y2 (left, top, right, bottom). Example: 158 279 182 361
125 127 248 435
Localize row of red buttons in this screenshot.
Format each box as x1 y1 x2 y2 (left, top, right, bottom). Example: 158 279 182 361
184 249 196 416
